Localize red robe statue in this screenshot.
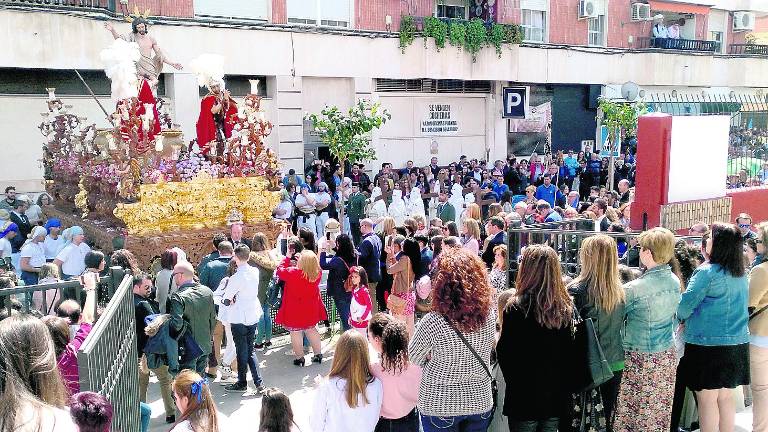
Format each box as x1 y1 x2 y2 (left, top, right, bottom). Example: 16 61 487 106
196 93 237 156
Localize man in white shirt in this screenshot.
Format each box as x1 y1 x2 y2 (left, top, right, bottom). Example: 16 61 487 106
221 244 265 394
43 219 65 262
54 226 91 280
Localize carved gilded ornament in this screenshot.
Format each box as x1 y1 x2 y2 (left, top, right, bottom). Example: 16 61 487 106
114 172 279 235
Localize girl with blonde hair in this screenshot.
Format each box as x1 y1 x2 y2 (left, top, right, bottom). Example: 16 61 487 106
276 250 327 366
310 330 383 432
462 218 481 256
568 235 626 430
464 203 481 223
170 370 226 432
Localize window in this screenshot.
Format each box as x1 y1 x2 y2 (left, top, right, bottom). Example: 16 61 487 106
436 0 466 19
521 9 546 42
287 0 350 28
709 31 724 53
588 15 606 47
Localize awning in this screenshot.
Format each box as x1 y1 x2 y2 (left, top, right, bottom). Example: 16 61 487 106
648 0 711 15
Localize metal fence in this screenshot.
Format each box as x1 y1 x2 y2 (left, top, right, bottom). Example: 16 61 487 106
729 44 768 56
635 37 720 53
77 273 140 432
645 93 768 189
0 0 114 10
269 283 339 336
506 221 698 284
0 267 126 318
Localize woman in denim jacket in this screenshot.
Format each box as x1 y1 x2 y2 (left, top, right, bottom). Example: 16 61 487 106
614 227 681 432
749 222 768 432
678 223 750 432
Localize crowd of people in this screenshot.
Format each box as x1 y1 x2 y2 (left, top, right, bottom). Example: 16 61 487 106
0 149 766 432
728 126 768 189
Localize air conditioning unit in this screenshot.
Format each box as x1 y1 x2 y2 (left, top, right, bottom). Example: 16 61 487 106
733 11 755 31
631 3 651 21
579 0 599 18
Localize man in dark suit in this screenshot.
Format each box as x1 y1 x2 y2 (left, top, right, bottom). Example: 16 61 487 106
228 222 252 250
593 198 611 232
9 200 31 253
357 219 382 311
415 235 433 271
481 216 506 269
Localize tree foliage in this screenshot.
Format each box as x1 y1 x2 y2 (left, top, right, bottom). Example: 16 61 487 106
306 100 391 174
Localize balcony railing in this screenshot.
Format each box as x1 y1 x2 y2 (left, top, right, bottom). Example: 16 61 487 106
729 44 768 56
636 37 720 53
0 0 113 11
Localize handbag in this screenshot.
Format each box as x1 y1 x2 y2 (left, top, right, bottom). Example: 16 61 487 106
447 320 498 408
386 257 411 315
569 307 614 393
266 274 284 309
750 304 768 321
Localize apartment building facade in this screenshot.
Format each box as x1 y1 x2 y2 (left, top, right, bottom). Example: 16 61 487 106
1 0 767 191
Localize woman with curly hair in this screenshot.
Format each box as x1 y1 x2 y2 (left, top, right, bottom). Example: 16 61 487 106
409 247 496 432
497 244 574 432
368 313 422 432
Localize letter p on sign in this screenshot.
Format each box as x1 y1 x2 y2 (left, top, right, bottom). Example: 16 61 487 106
503 87 527 119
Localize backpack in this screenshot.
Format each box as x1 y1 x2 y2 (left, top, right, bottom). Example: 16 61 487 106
266 274 284 309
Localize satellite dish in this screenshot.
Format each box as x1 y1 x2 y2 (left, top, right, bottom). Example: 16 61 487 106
621 81 640 101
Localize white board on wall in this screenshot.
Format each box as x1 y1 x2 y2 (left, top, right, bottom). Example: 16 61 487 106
667 115 729 203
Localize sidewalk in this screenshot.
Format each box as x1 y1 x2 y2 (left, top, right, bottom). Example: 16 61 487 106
146 333 340 432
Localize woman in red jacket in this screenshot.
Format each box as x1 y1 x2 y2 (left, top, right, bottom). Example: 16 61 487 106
276 250 327 366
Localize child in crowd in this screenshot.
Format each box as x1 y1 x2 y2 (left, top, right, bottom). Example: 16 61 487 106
310 330 383 432
368 313 422 432
259 387 299 432
170 370 227 432
347 266 373 334
69 391 113 432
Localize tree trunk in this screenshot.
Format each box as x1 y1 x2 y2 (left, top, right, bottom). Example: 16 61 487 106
338 165 346 232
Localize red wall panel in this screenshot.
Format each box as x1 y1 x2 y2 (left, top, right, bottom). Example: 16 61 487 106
121 0 193 18
728 187 768 224
272 0 287 24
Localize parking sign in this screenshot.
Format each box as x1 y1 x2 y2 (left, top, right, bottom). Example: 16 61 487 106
502 87 527 118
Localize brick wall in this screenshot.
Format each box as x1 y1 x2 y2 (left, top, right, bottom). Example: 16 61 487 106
497 0 521 25
272 0 287 24
119 0 193 18
354 0 433 31
549 1 588 45
606 0 650 48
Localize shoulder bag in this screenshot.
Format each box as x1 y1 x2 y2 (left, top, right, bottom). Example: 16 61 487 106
448 321 497 408
569 307 614 393
750 304 768 321
386 258 410 315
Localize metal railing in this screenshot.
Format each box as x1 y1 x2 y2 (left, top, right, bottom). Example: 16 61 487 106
77 274 140 432
729 44 768 56
636 37 720 53
0 0 113 10
269 283 338 336
506 223 698 284
0 267 126 318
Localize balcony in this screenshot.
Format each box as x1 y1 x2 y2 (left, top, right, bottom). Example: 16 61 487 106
636 37 721 53
0 0 113 11
729 44 768 56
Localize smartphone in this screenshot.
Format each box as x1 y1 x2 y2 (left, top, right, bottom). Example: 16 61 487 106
326 232 331 241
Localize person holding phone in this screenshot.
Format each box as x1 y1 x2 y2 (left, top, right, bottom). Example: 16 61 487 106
320 234 357 332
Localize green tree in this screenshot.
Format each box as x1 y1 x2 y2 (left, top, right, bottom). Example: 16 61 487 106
306 100 391 230
598 98 647 189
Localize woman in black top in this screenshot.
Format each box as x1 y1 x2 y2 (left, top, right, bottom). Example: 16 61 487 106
319 234 356 331
497 244 574 432
567 235 626 431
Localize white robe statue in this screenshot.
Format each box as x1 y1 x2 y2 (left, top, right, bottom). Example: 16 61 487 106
367 186 388 225
449 184 465 225
407 187 425 218
388 189 407 227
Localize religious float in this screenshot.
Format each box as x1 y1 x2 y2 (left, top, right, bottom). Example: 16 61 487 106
39 77 282 269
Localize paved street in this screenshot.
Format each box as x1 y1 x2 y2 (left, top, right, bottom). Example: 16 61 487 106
145 330 756 432
146 331 341 432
